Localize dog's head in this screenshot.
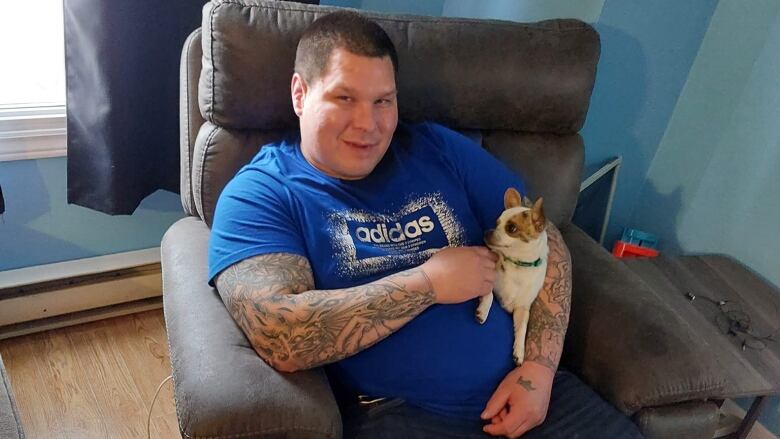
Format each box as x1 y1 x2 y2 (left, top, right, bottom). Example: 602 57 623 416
484 188 546 249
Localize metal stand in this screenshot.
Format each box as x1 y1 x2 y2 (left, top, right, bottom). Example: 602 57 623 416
721 396 770 439
579 156 622 245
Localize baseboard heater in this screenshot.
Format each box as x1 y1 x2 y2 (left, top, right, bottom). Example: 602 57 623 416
0 248 162 339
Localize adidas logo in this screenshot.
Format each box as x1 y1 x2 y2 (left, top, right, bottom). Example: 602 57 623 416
355 216 435 243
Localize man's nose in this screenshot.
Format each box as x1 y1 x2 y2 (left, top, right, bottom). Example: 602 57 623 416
351 103 378 132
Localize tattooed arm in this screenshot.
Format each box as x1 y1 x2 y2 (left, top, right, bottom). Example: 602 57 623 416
482 222 572 438
215 253 435 372
215 246 496 373
525 221 572 371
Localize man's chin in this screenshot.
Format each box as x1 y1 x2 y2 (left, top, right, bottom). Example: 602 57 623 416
337 167 376 180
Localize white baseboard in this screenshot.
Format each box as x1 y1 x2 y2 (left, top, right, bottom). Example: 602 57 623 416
0 248 162 335
0 248 160 290
0 297 163 340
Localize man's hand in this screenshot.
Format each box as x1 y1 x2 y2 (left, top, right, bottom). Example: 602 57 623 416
420 246 498 304
481 362 555 438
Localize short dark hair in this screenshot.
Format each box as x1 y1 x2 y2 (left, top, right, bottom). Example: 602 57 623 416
294 10 398 84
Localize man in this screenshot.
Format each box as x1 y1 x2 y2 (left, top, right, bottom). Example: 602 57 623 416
209 10 642 439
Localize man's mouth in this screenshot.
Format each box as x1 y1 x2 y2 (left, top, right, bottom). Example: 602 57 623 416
343 140 375 149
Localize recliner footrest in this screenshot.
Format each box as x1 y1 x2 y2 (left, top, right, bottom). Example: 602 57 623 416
622 255 780 399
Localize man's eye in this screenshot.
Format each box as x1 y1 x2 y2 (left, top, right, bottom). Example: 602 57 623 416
376 98 391 105
506 224 517 233
337 96 352 102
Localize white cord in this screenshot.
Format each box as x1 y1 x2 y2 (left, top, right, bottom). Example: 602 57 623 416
148 375 173 439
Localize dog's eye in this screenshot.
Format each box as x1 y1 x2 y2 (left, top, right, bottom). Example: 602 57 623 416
505 223 517 234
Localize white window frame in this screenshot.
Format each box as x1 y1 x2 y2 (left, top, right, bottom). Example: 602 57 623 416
0 104 67 162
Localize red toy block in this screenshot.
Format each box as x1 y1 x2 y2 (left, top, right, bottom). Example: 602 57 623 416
612 240 659 258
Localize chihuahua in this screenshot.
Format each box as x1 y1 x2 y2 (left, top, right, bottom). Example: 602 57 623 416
478 187 548 365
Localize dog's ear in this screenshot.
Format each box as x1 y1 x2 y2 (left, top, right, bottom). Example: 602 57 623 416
522 196 534 208
504 188 522 209
532 198 546 231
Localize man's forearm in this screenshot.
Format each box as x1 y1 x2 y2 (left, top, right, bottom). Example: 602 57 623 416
216 253 436 372
524 222 572 371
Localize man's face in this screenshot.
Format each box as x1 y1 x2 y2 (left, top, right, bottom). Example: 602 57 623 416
291 47 398 180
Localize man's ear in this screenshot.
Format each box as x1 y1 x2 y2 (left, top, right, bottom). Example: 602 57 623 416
291 73 308 117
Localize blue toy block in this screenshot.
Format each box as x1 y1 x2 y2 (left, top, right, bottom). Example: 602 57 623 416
621 228 659 249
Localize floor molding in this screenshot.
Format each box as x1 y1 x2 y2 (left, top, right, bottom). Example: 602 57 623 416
0 248 162 338
0 297 163 340
0 248 160 290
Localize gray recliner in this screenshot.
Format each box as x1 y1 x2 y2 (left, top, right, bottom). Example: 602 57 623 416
162 1 725 437
0 355 24 439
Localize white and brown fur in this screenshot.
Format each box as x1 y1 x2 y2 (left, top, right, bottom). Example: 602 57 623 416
478 188 548 365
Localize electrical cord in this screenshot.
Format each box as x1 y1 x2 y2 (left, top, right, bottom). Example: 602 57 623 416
148 375 173 439
685 292 780 351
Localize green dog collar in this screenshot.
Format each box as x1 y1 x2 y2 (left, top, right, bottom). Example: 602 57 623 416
503 255 543 267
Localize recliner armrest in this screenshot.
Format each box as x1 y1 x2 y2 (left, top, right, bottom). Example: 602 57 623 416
559 224 725 414
162 217 342 439
0 354 24 439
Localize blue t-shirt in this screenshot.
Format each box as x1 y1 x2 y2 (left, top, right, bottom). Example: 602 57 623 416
209 122 526 419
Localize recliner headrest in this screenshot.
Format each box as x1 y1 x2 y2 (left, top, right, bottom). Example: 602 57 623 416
199 0 600 133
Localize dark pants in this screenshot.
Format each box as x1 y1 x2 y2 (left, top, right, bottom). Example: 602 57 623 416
340 370 644 439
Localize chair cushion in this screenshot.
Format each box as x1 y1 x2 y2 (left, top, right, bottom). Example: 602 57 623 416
162 217 341 438
184 0 599 225
199 0 600 133
483 131 584 226
623 255 780 398
561 225 726 414
634 401 719 439
0 355 24 439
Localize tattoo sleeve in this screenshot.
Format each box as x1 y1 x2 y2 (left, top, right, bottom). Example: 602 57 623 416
215 253 436 372
524 222 572 371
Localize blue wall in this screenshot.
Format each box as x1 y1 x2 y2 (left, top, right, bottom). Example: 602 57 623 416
0 158 183 271
582 0 719 245
633 0 780 287
324 0 606 22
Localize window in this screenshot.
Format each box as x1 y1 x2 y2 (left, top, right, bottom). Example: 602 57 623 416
0 0 67 161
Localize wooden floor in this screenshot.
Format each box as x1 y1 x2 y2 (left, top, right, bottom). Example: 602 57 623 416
1 310 777 439
0 310 179 439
